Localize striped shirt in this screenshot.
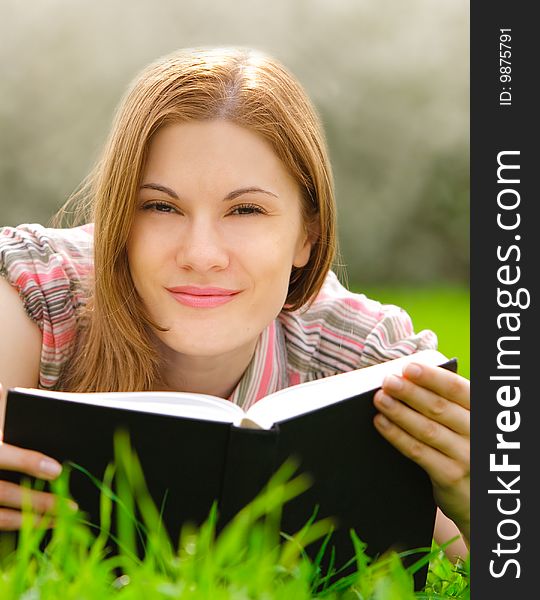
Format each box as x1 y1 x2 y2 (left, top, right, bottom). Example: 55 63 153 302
0 224 437 408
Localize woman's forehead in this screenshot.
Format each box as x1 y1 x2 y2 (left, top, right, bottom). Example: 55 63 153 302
142 120 300 197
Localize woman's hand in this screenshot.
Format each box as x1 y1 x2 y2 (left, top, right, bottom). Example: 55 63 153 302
373 362 470 544
0 434 70 530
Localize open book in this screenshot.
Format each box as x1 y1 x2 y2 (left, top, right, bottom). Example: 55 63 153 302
3 349 456 589
10 349 452 429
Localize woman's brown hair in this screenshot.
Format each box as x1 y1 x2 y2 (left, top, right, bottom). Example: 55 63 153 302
58 47 338 392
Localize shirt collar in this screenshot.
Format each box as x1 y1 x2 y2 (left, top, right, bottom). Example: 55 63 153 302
228 319 289 410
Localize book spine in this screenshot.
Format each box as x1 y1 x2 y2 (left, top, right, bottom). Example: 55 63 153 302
217 425 279 525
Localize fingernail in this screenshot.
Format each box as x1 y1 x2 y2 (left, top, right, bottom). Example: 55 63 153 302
384 375 403 391
376 414 390 428
68 500 79 512
377 392 395 409
405 363 422 378
39 459 62 478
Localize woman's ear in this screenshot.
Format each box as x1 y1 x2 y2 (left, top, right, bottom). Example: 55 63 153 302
293 218 319 268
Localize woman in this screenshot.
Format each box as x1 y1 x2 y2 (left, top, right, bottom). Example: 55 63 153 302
0 47 469 557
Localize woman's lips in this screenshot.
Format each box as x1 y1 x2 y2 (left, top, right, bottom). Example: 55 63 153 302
166 286 241 308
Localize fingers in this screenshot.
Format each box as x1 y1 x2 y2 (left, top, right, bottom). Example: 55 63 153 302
401 363 470 410
0 478 77 531
374 405 471 538
0 442 70 530
0 508 24 530
380 371 470 437
0 476 77 531
373 412 469 488
372 362 471 535
0 479 62 513
374 390 469 465
0 443 66 530
372 362 470 480
373 363 470 464
0 443 62 480
0 507 56 531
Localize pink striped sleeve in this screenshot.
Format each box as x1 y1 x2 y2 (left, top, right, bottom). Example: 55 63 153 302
279 270 437 382
0 223 94 389
357 305 438 368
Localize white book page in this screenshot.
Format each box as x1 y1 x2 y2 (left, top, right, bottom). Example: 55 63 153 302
10 388 246 425
245 349 449 430
11 350 449 430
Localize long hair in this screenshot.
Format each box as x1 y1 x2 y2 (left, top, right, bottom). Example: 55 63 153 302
58 47 338 392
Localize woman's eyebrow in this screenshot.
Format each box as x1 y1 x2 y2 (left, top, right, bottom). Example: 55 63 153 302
224 187 279 201
140 184 279 201
140 183 179 198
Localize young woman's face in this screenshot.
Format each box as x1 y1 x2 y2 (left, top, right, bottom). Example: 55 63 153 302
127 120 312 360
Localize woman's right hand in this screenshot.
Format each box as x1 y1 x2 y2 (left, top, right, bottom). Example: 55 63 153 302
0 278 65 529
0 435 71 530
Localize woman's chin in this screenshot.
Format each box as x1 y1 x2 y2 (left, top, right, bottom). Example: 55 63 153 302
154 330 258 361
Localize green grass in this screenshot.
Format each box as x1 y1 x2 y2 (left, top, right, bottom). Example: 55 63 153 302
0 286 470 598
353 285 470 379
0 432 469 599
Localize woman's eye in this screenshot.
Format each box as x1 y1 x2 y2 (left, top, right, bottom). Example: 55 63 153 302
229 204 265 216
142 201 177 213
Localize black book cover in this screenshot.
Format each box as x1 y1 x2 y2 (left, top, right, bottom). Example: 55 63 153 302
2 358 457 590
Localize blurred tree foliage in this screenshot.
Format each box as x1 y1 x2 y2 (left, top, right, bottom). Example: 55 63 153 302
0 0 468 285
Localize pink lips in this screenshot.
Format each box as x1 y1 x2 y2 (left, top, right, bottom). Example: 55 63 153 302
166 286 241 308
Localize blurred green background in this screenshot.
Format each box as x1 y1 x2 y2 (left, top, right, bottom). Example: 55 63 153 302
0 0 469 368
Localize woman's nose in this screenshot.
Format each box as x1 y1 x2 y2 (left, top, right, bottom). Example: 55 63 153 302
176 219 229 272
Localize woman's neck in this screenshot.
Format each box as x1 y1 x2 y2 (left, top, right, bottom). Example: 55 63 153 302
155 336 259 399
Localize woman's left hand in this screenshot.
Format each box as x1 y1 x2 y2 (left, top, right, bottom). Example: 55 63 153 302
373 362 470 543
